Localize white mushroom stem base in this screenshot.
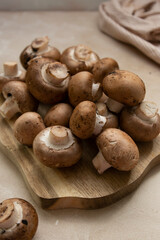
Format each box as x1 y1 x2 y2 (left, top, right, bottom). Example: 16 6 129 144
0 201 23 230
107 98 124 113
0 97 20 119
92 151 111 174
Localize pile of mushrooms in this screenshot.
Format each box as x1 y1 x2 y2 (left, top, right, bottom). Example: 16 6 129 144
0 36 160 238
0 37 160 174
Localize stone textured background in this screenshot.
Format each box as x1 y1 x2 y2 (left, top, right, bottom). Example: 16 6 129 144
0 0 105 11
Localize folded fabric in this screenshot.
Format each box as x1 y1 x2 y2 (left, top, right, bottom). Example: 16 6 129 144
98 0 160 65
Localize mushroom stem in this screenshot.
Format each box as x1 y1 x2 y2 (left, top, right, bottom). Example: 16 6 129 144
0 201 23 230
135 101 158 121
0 97 20 119
74 45 91 61
49 127 69 145
107 98 124 113
92 151 111 174
42 62 69 86
3 62 18 77
93 113 106 136
31 36 49 52
96 102 108 116
92 82 102 99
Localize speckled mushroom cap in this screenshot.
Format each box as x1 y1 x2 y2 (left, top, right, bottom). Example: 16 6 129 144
2 81 38 113
97 128 139 171
33 125 82 168
102 70 146 106
92 58 119 83
26 57 70 104
0 198 38 240
60 44 99 75
69 101 97 139
68 71 102 107
44 103 73 127
120 102 160 142
14 112 45 146
20 36 60 69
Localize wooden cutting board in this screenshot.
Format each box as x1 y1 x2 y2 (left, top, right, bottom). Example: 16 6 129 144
0 96 160 210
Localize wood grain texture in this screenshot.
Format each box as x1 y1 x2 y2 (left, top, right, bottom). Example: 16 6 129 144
0 96 160 209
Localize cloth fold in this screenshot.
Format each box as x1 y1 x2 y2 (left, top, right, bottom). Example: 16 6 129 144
98 0 160 64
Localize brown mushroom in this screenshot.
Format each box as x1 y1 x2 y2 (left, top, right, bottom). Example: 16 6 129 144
60 44 99 75
14 112 45 146
0 198 38 240
0 62 25 92
44 103 73 127
33 125 82 168
69 101 118 139
92 57 119 83
68 71 102 107
120 101 160 142
0 81 38 119
102 70 146 113
26 58 70 104
92 128 139 174
20 36 60 69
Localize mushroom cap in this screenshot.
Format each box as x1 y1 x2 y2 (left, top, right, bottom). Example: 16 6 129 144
92 58 119 83
0 198 38 240
14 112 45 146
120 104 160 142
26 57 69 104
68 71 102 107
97 128 139 171
44 103 73 127
60 45 99 75
2 81 38 113
102 70 146 106
0 71 25 93
20 42 60 69
33 126 82 168
69 101 97 139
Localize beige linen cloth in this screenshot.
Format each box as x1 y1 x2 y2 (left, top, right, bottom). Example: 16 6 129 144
99 0 160 64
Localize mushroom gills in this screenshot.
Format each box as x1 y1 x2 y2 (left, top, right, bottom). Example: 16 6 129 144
0 201 23 232
40 127 75 150
92 151 111 174
0 97 20 119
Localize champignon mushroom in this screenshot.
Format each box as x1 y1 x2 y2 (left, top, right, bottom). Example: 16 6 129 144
26 58 70 104
0 198 38 240
0 62 25 92
69 100 118 139
44 103 73 127
60 44 99 75
68 71 102 107
14 112 45 146
0 81 38 119
33 125 82 168
92 57 119 83
92 128 139 174
102 70 146 113
120 101 160 142
20 36 60 69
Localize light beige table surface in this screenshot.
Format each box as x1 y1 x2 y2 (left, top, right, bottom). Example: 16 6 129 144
0 11 160 240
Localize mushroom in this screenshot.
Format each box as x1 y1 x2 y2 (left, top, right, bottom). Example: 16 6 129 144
20 36 60 69
60 44 99 75
44 103 73 127
14 112 45 146
0 198 38 240
102 70 146 113
92 128 139 174
69 100 118 139
68 71 102 107
0 62 25 92
33 125 82 168
92 57 119 83
120 101 160 142
0 81 38 119
26 58 70 104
